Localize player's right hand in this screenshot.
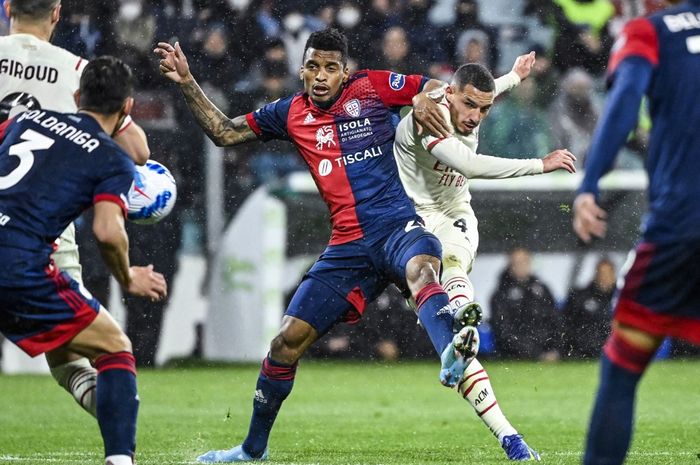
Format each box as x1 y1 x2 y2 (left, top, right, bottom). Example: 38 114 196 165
573 193 608 243
542 149 576 173
127 264 168 301
154 41 192 84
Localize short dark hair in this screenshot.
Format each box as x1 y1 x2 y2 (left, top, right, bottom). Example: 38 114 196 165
78 56 133 114
303 28 348 64
452 63 495 93
8 0 60 20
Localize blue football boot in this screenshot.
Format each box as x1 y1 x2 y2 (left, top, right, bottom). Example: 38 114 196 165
196 444 268 463
501 434 541 461
439 326 479 387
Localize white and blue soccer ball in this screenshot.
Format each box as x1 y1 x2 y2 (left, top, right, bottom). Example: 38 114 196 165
127 159 177 225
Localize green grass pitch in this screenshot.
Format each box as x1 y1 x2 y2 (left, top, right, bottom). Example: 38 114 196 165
0 360 698 464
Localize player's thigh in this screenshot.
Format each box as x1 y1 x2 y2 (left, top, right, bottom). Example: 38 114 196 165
52 222 84 284
290 245 385 336
67 309 131 360
431 213 477 274
381 220 443 293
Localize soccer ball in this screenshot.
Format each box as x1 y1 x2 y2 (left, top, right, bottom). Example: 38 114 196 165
127 160 177 225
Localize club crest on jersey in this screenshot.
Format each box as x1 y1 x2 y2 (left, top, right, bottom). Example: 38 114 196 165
343 99 361 118
316 125 336 150
389 72 406 90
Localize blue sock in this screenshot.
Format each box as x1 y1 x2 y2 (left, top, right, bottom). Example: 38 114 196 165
95 352 139 460
416 282 454 355
584 332 653 465
242 356 297 458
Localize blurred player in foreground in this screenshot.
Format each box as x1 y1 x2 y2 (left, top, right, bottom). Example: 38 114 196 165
156 28 479 463
0 0 150 417
394 56 576 460
572 0 700 463
0 56 167 465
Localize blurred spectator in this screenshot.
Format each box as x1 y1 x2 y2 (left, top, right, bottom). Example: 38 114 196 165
548 68 600 168
561 257 615 359
371 26 422 74
332 1 367 64
111 0 161 88
479 78 551 158
281 8 314 74
402 0 444 66
524 0 614 75
490 248 560 360
528 43 560 110
52 0 113 58
443 0 499 70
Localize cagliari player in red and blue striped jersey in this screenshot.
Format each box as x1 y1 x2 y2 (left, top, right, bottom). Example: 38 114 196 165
156 29 479 463
573 1 700 463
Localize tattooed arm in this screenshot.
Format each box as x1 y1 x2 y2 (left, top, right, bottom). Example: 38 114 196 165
154 41 256 146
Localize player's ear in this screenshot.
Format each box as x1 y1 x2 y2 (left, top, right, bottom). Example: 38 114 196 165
299 67 304 81
122 97 134 116
342 64 349 83
51 2 61 25
73 90 81 108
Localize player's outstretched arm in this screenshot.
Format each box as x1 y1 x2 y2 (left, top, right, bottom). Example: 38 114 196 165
493 51 535 96
154 41 256 147
93 201 167 301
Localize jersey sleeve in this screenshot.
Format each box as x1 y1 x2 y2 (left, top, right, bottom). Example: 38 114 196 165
365 70 429 107
608 17 659 78
93 150 136 217
245 94 295 141
493 71 521 97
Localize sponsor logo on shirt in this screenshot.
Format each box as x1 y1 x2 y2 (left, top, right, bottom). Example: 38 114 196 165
303 112 316 124
333 146 383 167
389 72 406 90
318 159 333 177
343 98 361 118
315 125 336 150
337 117 373 142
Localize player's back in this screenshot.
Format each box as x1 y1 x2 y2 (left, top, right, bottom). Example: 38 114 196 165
638 2 700 241
0 33 85 113
0 109 134 281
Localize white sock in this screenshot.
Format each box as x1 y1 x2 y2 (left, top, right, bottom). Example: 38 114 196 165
457 359 518 443
50 358 97 417
441 266 474 311
105 454 133 465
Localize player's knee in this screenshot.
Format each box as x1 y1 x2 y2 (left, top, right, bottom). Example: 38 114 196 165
269 332 303 364
406 256 440 298
102 331 132 355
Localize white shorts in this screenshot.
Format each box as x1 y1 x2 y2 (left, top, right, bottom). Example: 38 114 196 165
52 222 83 286
419 205 479 306
420 205 479 271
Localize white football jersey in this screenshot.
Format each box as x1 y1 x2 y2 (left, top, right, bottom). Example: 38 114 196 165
0 33 86 113
394 71 543 215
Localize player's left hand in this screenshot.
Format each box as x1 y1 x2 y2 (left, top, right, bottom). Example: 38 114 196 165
573 193 608 243
413 92 451 138
512 51 536 81
542 149 576 173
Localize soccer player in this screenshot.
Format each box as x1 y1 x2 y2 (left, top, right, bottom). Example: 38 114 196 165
573 0 700 463
0 56 167 465
155 28 475 462
393 57 576 461
0 0 150 417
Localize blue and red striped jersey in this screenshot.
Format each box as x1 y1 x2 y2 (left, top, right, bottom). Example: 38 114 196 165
247 70 428 245
0 110 135 279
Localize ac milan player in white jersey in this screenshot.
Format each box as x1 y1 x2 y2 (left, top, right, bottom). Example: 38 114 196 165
0 0 150 421
394 54 576 461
